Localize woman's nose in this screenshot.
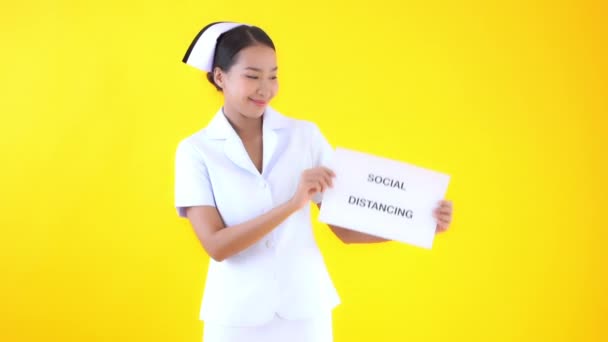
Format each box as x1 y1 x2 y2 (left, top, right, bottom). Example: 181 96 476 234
256 83 269 97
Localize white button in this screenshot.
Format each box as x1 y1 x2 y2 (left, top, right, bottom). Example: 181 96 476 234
265 240 272 248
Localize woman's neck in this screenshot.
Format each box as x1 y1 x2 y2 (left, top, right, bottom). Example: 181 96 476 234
222 106 263 141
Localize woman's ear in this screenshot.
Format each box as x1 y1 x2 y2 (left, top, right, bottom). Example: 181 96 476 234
213 67 224 90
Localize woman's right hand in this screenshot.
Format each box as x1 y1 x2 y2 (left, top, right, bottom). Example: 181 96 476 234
289 167 336 210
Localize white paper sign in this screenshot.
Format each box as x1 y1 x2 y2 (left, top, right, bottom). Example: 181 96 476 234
317 147 450 249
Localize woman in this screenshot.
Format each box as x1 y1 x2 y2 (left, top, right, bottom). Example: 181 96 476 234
175 22 453 342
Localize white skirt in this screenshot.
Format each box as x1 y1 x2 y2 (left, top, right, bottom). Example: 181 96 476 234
203 312 333 342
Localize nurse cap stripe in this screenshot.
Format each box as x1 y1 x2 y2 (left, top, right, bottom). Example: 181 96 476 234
182 22 249 72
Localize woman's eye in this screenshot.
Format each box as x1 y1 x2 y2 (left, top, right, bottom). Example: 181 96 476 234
245 75 277 80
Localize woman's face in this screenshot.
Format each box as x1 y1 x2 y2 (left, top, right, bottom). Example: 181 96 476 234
215 44 279 119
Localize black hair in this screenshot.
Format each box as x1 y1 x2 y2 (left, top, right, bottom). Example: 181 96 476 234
196 23 275 91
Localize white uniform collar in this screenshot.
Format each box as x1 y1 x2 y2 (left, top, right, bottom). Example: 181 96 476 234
205 105 289 177
205 105 289 140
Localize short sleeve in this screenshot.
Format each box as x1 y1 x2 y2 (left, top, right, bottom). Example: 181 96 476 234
174 139 216 218
310 123 335 204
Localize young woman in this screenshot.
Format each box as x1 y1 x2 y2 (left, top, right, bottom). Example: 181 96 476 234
175 22 453 342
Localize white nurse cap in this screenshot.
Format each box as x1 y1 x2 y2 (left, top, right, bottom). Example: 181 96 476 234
182 22 250 72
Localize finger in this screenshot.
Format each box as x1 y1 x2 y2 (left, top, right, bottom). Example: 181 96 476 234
307 181 321 195
436 222 450 230
433 207 450 216
320 167 336 178
309 171 333 190
436 202 452 212
321 172 333 188
311 167 335 181
437 208 452 216
435 225 447 234
311 179 324 193
311 168 335 185
318 177 331 192
437 221 450 229
303 173 321 184
436 226 448 233
438 200 452 208
436 214 451 223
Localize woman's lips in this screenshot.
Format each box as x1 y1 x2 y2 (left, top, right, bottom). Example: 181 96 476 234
249 98 267 106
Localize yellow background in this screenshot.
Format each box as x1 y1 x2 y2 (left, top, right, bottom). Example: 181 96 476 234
1 0 606 341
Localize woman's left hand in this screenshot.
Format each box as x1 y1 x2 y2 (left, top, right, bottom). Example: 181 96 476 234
434 199 453 234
